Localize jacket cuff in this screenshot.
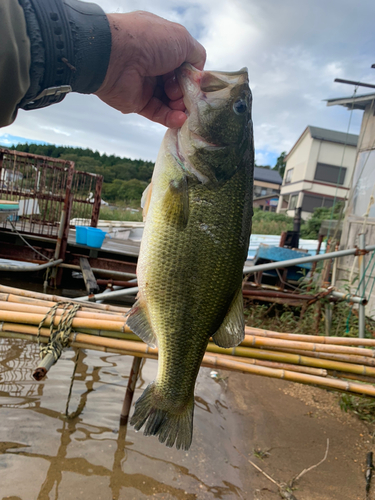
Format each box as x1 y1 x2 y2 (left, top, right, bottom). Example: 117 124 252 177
18 0 111 111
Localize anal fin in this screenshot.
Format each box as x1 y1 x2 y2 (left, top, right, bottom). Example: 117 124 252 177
126 299 158 348
212 288 245 348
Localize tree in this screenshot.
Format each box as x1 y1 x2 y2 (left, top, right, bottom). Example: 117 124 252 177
274 152 287 178
13 142 154 207
300 202 344 239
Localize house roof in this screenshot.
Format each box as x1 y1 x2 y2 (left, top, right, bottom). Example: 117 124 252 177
286 125 359 161
254 166 282 185
325 92 375 111
308 125 358 147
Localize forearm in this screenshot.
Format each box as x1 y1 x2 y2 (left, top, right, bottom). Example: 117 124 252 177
0 2 206 130
0 0 111 127
0 0 31 127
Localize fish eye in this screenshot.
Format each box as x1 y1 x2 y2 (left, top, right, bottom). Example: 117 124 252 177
233 99 247 115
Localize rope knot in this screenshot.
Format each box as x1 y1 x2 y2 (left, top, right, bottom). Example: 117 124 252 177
37 301 82 363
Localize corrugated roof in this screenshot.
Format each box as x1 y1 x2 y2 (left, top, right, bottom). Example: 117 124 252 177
326 93 375 111
254 166 282 184
308 125 358 147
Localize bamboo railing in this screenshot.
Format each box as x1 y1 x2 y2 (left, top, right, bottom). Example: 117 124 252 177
1 285 375 398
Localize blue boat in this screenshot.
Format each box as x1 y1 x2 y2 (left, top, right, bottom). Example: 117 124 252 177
247 234 326 260
253 244 312 282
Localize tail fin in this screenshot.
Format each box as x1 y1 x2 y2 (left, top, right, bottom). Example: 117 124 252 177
130 383 194 450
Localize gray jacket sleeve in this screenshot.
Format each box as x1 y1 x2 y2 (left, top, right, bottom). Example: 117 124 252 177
0 0 111 128
0 0 31 127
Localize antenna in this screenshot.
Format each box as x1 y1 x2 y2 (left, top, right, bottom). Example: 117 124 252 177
334 79 375 89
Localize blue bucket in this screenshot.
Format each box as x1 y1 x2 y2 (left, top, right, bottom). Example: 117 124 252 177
75 226 88 245
86 227 106 248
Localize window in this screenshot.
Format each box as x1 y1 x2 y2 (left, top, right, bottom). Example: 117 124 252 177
314 163 346 185
271 206 276 212
289 194 298 210
323 198 334 208
259 205 264 210
261 188 267 196
301 193 335 213
265 206 270 211
285 169 293 184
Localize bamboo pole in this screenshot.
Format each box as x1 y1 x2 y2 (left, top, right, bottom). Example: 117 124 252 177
262 346 375 368
1 319 375 372
71 328 375 367
241 335 375 358
0 301 127 323
0 323 328 377
1 293 128 316
0 331 159 361
0 310 127 333
3 315 375 372
327 370 375 385
3 302 375 362
0 285 129 313
245 327 375 347
2 285 372 346
2 329 375 398
3 300 374 359
203 355 375 398
205 343 375 377
229 356 327 376
2 324 375 379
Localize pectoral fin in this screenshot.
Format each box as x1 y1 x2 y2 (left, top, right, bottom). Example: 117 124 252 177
126 299 158 348
162 176 189 229
212 288 245 348
141 183 153 221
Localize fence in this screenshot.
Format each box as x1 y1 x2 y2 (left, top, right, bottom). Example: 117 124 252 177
0 148 102 237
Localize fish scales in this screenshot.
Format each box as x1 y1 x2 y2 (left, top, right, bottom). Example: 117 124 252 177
128 64 254 450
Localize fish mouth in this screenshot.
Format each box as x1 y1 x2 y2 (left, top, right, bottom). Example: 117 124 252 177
175 65 225 150
176 64 203 115
176 63 249 114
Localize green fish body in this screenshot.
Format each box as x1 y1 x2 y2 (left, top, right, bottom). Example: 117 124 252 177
128 64 254 450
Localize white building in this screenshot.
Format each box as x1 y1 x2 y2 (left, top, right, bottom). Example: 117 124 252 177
326 93 375 319
277 126 358 219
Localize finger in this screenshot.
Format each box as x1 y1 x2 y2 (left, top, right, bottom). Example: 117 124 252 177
169 97 186 111
185 38 206 71
139 97 187 128
162 71 175 82
166 110 187 128
164 76 183 100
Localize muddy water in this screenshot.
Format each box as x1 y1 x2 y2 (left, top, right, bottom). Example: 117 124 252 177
0 338 247 500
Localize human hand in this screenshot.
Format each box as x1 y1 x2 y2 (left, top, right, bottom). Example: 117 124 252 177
94 11 206 128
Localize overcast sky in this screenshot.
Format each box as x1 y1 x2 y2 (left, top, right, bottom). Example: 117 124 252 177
1 0 374 166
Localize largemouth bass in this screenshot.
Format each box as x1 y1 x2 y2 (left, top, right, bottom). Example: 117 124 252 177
128 64 254 450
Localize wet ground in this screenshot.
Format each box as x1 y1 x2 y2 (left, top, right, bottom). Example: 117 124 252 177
0 334 374 500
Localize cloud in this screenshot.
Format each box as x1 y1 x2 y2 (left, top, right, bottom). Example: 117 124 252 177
1 0 374 163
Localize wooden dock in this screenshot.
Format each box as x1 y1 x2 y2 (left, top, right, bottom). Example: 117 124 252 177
0 227 140 281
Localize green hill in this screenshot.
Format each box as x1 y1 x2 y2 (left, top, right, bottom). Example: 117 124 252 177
13 143 153 204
